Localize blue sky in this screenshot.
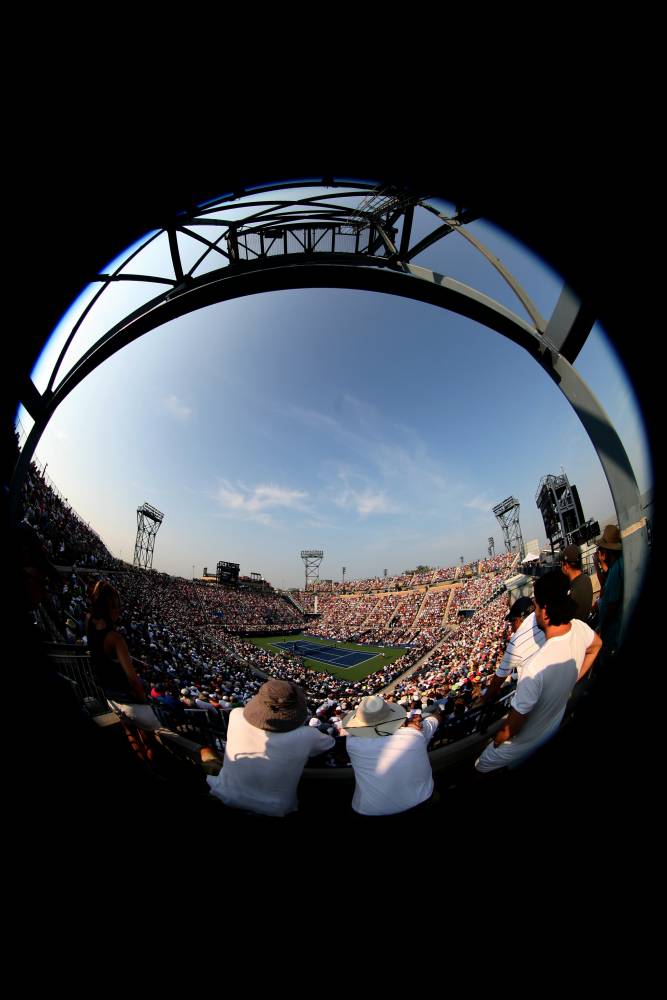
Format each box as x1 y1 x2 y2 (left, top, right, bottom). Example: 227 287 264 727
18 188 653 590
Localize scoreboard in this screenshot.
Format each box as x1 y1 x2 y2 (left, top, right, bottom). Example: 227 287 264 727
216 560 240 585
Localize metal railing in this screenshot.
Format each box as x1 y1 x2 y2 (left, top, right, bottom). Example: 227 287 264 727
428 688 516 750
45 643 109 714
156 707 228 754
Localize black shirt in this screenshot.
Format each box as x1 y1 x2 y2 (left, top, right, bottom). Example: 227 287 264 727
86 620 141 703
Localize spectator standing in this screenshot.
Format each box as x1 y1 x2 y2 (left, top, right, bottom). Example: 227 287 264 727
85 581 162 731
560 544 593 621
341 696 441 815
475 571 602 773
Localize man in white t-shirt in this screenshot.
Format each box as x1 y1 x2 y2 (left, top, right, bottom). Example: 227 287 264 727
206 679 335 816
475 571 602 773
341 696 442 815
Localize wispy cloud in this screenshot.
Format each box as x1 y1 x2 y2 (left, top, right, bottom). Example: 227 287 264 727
331 471 400 517
214 479 311 525
465 494 495 513
164 395 192 421
288 400 465 516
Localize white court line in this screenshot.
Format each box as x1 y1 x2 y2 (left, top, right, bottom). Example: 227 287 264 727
275 640 378 668
301 647 375 667
316 651 376 666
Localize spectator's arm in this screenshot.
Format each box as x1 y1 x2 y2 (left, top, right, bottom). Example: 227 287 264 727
492 708 527 747
577 631 603 681
481 673 506 702
420 714 441 743
308 732 335 755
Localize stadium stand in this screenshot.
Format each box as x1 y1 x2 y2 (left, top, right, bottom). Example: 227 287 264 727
15 453 592 826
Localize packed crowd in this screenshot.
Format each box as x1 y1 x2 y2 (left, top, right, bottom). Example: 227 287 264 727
72 564 510 765
478 553 516 575
390 589 427 641
302 588 432 645
410 587 453 636
18 457 121 571
19 456 519 768
303 592 376 641
446 570 510 620
194 580 304 633
302 562 461 596
392 593 511 703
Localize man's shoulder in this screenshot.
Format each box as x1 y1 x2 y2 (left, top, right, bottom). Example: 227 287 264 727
527 619 593 666
518 637 561 676
420 715 440 737
290 723 334 745
569 616 595 644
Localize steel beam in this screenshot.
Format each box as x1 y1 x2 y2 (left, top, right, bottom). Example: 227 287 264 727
541 349 647 640
544 284 597 363
12 248 648 643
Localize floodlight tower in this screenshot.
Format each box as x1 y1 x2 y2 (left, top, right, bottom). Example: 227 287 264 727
493 496 524 556
134 502 164 570
301 550 323 591
488 537 495 558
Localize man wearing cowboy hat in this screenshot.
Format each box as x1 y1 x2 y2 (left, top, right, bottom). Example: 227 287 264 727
594 524 624 655
206 679 335 817
341 695 442 815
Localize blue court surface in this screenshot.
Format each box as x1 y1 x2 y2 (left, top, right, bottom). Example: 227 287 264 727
273 639 379 669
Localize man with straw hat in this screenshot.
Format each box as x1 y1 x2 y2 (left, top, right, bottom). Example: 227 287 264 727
206 679 335 817
341 695 442 816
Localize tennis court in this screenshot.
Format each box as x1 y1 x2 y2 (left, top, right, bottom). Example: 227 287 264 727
273 639 380 669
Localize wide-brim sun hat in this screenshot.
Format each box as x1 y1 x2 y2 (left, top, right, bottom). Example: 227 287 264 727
243 679 308 733
595 524 623 551
341 695 407 738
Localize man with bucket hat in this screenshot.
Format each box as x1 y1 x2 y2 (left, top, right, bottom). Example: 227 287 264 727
341 695 442 815
206 679 334 817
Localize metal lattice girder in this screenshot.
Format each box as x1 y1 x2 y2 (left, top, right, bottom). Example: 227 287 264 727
493 496 524 557
11 179 649 643
133 502 164 570
301 550 323 590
